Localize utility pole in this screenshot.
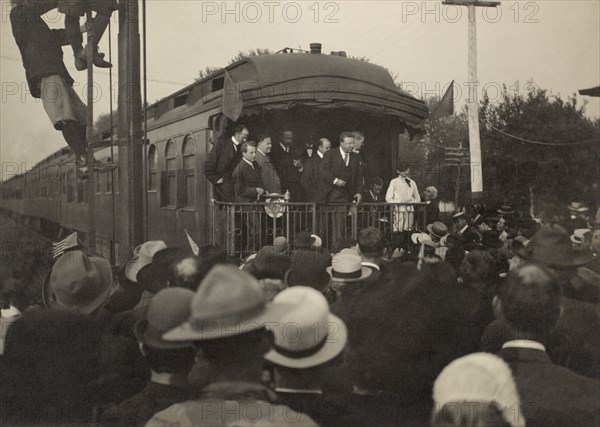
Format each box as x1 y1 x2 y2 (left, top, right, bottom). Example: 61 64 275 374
117 0 145 263
442 0 499 198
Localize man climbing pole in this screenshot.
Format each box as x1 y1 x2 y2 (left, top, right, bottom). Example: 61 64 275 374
10 0 116 179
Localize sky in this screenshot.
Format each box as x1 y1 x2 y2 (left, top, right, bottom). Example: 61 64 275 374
1 0 599 177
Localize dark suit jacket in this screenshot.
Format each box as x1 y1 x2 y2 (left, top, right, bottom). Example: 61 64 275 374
301 155 323 201
233 160 264 203
361 190 384 203
204 138 242 201
317 149 363 203
498 347 600 427
269 142 294 191
425 200 440 224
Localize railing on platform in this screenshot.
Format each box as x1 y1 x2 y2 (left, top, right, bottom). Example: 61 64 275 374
212 201 427 258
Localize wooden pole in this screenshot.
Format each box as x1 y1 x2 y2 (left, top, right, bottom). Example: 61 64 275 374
85 9 96 256
117 0 145 263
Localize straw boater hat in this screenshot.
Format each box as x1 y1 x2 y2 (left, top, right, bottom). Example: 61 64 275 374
48 250 115 314
433 352 525 427
570 228 592 245
163 265 292 341
264 287 348 369
124 240 167 283
326 252 371 282
134 287 195 349
427 221 448 240
567 202 589 213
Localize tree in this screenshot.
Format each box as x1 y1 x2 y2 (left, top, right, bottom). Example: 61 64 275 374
195 48 273 81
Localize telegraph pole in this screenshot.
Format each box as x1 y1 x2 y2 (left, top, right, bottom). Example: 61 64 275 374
117 0 145 263
442 0 499 198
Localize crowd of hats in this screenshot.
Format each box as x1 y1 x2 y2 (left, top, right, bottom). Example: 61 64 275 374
0 200 598 426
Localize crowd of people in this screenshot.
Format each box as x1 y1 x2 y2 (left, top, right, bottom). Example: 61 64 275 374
1 193 599 426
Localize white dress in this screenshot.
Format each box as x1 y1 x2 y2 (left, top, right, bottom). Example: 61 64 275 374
385 176 421 231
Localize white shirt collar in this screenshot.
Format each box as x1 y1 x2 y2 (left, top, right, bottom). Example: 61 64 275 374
459 224 469 234
231 136 241 146
317 151 324 159
257 148 266 156
242 158 254 167
502 340 546 352
280 143 288 152
339 147 348 157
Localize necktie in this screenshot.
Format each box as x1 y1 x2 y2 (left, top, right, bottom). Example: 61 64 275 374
405 178 411 186
344 153 349 166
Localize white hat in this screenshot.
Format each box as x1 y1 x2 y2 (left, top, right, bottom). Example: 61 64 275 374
433 353 525 427
124 241 167 283
264 287 347 369
570 228 591 245
411 232 432 245
326 252 371 282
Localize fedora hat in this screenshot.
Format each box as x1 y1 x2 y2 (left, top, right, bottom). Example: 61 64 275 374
163 265 292 341
49 250 114 314
125 240 167 283
567 202 589 213
135 287 195 349
264 287 347 369
326 252 372 282
427 221 448 240
497 205 514 215
294 231 316 249
523 225 594 267
571 228 592 245
137 246 191 294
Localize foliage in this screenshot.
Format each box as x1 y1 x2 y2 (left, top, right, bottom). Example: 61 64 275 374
195 48 272 81
414 87 599 211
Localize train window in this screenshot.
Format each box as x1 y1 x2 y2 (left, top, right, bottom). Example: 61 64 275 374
67 170 74 203
182 135 196 207
148 145 158 191
164 140 177 207
96 171 102 194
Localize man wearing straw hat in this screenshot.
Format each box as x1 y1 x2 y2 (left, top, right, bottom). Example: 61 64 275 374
148 266 318 426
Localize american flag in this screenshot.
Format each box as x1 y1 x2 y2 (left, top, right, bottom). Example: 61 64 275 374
51 232 81 259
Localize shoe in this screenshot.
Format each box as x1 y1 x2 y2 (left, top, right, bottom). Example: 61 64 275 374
93 159 118 173
76 156 89 180
75 46 112 70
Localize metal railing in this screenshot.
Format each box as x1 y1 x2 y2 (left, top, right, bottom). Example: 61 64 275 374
213 201 427 258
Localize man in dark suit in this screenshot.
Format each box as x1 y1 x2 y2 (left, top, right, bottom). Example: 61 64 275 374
204 124 248 202
301 138 331 201
318 132 364 243
269 129 295 193
422 186 440 224
233 141 265 252
495 264 600 427
453 211 480 250
357 227 386 286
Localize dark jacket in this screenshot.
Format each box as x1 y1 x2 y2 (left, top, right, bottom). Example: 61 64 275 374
204 138 242 201
498 347 600 427
317 149 363 203
100 382 191 426
233 159 264 203
301 154 324 201
270 142 295 192
11 4 74 98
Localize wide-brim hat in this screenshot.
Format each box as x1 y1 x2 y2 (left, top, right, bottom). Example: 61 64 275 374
522 225 594 267
134 287 195 349
265 197 286 219
326 252 372 282
48 250 114 314
427 221 449 239
570 228 591 245
163 265 293 341
567 202 589 213
264 287 347 369
136 247 191 294
497 206 514 215
125 240 167 283
294 231 316 248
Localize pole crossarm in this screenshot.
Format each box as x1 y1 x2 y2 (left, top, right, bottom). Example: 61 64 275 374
442 0 500 7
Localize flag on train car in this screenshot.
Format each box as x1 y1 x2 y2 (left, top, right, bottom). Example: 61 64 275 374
430 81 454 120
222 70 243 121
184 229 200 256
52 232 81 259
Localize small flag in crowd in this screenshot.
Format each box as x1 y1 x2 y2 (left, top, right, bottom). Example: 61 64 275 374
184 229 200 256
51 232 81 259
430 81 454 120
